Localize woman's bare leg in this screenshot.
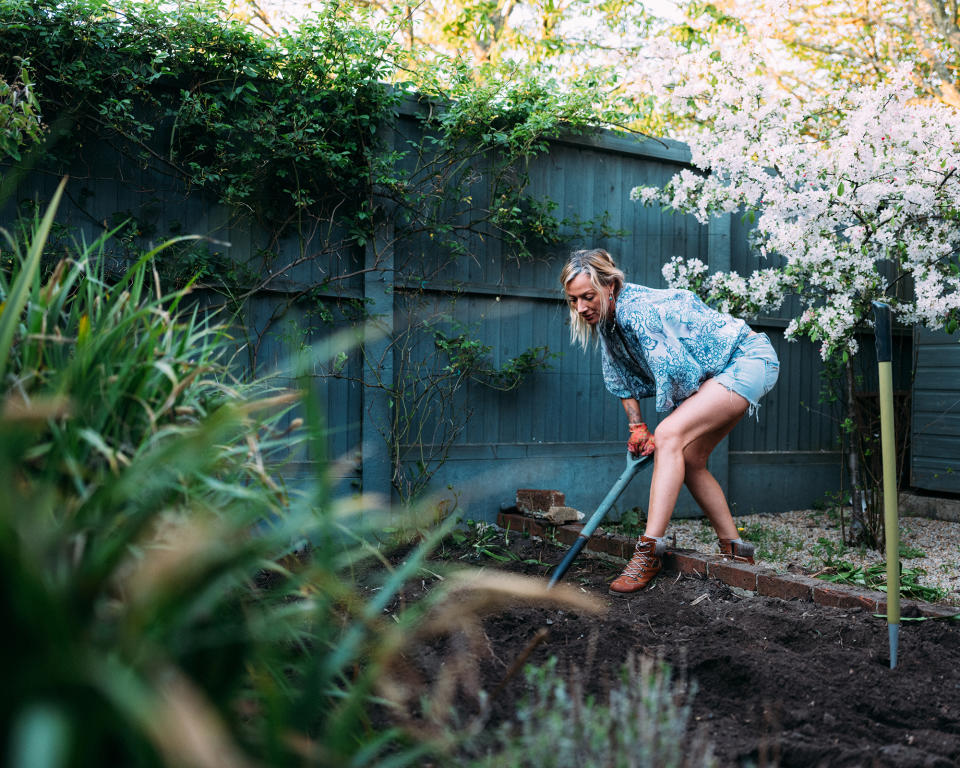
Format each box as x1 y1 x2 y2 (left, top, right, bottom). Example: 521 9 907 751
644 379 749 538
682 422 742 540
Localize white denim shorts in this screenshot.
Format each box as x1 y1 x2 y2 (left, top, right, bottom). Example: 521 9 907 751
713 332 780 416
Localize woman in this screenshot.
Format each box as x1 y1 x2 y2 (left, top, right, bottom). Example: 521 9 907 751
561 248 779 595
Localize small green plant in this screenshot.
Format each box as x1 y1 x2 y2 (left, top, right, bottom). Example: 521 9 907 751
738 521 805 562
816 561 947 603
607 506 645 538
812 533 945 602
696 518 717 544
451 521 547 566
467 655 715 767
809 490 847 526
811 536 851 568
899 544 927 559
454 520 509 561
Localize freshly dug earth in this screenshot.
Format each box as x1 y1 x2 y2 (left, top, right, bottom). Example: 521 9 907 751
407 530 960 768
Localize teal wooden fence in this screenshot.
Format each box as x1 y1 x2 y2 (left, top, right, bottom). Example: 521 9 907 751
5 104 901 521
912 327 960 493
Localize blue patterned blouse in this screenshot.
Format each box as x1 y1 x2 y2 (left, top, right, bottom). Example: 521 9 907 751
600 283 751 413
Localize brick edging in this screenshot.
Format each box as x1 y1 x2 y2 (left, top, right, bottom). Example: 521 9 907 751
496 512 960 620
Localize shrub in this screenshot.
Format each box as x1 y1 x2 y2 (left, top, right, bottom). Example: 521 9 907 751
470 655 715 768
0 184 604 766
0 182 433 766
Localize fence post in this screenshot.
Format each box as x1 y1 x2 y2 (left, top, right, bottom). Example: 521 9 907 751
361 128 396 503
708 212 732 496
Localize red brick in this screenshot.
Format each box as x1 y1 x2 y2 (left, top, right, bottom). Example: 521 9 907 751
582 535 615 556
875 598 951 620
586 535 632 559
813 584 881 611
850 592 882 612
607 532 638 559
757 573 814 602
917 602 960 619
664 551 708 577
497 512 546 538
516 489 565 514
608 531 636 549
708 560 759 591
612 536 634 559
811 585 848 608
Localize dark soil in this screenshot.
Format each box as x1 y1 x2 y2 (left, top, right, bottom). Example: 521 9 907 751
400 530 960 768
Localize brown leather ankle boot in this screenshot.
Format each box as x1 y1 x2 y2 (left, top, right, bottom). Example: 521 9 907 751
718 537 756 564
609 535 665 595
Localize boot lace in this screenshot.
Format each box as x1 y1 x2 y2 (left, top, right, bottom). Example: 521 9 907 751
622 546 657 579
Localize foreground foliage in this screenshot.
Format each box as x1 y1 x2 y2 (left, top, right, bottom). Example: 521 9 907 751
469 655 715 768
0 180 408 766
0 187 612 766
0 186 424 765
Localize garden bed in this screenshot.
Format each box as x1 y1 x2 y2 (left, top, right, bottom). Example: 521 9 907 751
399 527 960 767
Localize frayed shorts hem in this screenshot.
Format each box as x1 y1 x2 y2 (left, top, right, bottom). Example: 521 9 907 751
712 332 780 419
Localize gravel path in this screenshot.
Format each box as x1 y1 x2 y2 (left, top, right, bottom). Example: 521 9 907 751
665 509 960 604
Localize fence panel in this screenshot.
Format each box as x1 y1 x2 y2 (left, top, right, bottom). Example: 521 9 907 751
2 112 849 520
912 327 960 493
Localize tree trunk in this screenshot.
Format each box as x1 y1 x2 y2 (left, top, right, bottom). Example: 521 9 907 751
845 358 867 544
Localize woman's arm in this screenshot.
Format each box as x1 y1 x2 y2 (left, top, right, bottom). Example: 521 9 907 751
621 397 643 424
621 398 655 456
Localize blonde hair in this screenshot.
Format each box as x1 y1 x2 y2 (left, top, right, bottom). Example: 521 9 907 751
560 248 625 349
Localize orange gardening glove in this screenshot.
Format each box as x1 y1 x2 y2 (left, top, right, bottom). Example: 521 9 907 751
627 422 655 456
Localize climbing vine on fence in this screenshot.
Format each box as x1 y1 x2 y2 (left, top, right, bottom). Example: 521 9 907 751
0 0 628 501
1 0 401 226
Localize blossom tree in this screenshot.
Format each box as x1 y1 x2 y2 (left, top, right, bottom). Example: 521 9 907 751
689 0 960 110
632 55 960 544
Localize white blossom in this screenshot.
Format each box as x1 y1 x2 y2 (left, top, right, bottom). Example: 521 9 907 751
633 56 960 360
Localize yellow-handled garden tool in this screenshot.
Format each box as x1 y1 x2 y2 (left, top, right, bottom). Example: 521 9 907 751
873 300 900 669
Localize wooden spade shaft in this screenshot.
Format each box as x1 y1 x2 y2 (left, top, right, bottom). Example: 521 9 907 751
548 452 653 588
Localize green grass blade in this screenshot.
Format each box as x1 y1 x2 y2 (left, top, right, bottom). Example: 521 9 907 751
321 509 462 680
8 704 70 768
0 177 66 381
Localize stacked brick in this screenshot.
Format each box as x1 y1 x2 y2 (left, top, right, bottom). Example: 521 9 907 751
515 489 582 525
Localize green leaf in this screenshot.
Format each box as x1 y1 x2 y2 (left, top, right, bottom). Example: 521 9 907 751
0 177 66 382
9 704 70 768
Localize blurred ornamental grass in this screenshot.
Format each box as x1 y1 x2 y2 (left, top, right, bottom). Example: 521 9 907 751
1 179 603 768
469 655 715 768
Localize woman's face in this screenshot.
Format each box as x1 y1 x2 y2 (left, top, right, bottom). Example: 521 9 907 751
565 272 612 326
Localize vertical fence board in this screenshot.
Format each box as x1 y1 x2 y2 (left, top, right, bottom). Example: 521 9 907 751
2 116 867 519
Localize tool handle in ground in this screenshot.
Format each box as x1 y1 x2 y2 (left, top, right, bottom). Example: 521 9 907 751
872 300 893 362
547 451 653 588
873 300 900 668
